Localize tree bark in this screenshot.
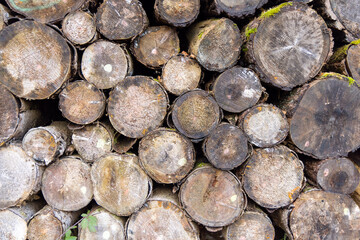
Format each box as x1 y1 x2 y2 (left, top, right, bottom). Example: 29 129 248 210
351 163 360 207
0 4 11 31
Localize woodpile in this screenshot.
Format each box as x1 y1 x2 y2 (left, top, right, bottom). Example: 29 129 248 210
0 1 359 239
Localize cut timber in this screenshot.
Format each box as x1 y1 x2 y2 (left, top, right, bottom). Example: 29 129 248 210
78 207 126 240
96 0 148 41
108 76 169 138
241 104 289 148
91 153 152 216
212 66 262 113
0 210 27 240
0 144 42 209
305 158 360 195
179 165 246 228
138 128 195 184
8 198 45 223
62 11 96 45
41 156 93 211
22 121 71 166
161 54 202 96
346 43 360 82
72 122 113 163
187 18 241 72
131 26 180 69
206 0 268 18
171 89 221 140
154 0 200 27
59 80 106 125
113 134 137 154
5 0 86 23
27 205 80 240
81 41 133 89
286 74 360 159
0 4 10 31
241 145 304 209
0 20 71 99
127 188 200 240
352 163 360 206
245 3 332 90
202 123 248 170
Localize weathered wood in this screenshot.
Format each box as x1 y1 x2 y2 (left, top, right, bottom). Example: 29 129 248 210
0 4 10 31
22 121 71 166
240 104 289 148
8 198 45 223
352 163 360 206
96 0 148 41
0 209 27 240
0 20 71 99
138 128 195 184
161 54 202 96
113 134 137 154
41 156 93 211
131 26 180 69
127 187 200 239
0 144 42 209
205 0 268 18
212 66 262 113
305 157 360 195
346 43 360 81
245 2 333 90
187 18 241 72
171 89 221 140
202 123 248 170
91 153 152 216
81 40 133 90
179 165 246 228
108 76 169 139
62 11 96 45
241 145 304 209
154 0 200 27
59 80 106 125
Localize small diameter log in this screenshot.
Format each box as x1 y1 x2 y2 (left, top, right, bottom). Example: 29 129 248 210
27 205 81 240
0 144 42 209
202 123 248 170
0 210 27 240
59 80 106 125
108 76 169 139
78 207 126 240
127 187 200 240
206 0 268 18
179 165 246 228
41 156 93 211
96 0 148 41
245 2 332 90
240 104 289 148
22 121 71 166
154 0 200 27
305 158 360 195
171 89 221 141
81 40 133 90
91 153 152 216
187 18 241 72
62 11 96 45
138 128 195 184
212 66 262 113
241 145 304 209
131 26 180 69
72 122 114 163
161 54 202 96
0 20 71 99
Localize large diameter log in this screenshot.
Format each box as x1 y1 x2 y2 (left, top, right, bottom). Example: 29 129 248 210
187 18 241 72
41 156 93 211
0 20 71 99
138 128 195 184
202 123 248 170
0 210 27 240
81 40 133 90
96 0 148 41
241 145 304 209
245 2 332 90
91 153 152 216
179 165 246 228
305 157 360 195
22 121 71 166
131 26 180 69
62 11 96 46
206 0 268 18
108 76 169 139
154 0 200 27
0 144 42 209
127 187 200 240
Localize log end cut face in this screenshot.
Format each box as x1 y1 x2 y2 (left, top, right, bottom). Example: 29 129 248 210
216 0 268 18
62 11 96 45
0 20 71 99
0 87 19 145
330 0 360 39
156 0 200 27
0 210 27 240
27 210 63 240
346 44 360 82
